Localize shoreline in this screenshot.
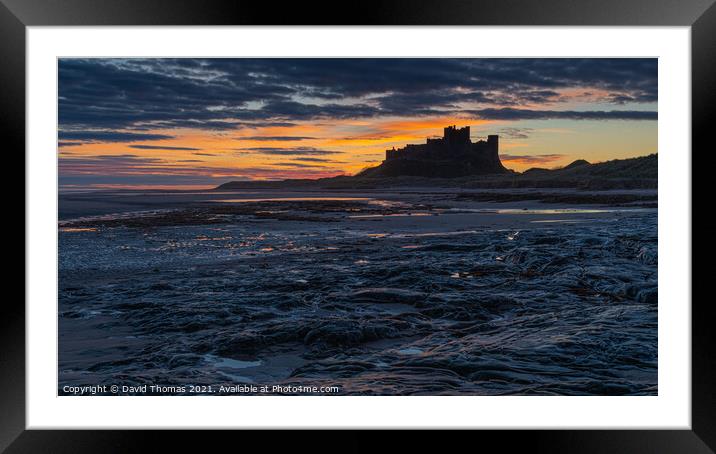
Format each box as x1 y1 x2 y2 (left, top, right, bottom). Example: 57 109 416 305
58 187 657 221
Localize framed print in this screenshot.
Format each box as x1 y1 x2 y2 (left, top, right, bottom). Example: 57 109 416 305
6 0 712 450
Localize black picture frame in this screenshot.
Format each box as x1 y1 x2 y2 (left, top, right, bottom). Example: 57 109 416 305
5 0 711 451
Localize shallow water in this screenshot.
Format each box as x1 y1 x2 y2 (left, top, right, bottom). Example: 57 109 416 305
58 196 657 395
214 197 372 203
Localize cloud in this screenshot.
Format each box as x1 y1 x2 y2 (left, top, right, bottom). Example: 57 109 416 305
270 162 330 168
469 108 656 121
144 120 298 131
58 153 345 183
291 157 339 163
238 147 342 156
59 154 164 168
129 145 200 151
496 127 534 139
340 136 392 141
233 122 297 129
233 136 317 141
57 58 657 186
500 154 565 165
59 58 658 133
58 141 82 148
59 154 169 177
58 131 175 143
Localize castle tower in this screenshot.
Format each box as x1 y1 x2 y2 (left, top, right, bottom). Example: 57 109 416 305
486 135 504 170
443 125 471 148
487 134 498 154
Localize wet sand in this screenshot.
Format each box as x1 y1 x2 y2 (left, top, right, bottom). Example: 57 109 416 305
58 188 657 395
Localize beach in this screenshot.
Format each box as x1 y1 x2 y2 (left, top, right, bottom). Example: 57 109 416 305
58 187 658 395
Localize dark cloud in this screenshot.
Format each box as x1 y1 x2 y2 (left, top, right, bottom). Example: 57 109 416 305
496 127 535 139
129 145 200 151
238 147 342 156
58 153 344 186
59 154 167 177
469 108 657 121
59 154 164 167
234 122 297 129
340 136 392 141
270 162 329 168
291 157 338 163
500 154 565 164
59 58 658 133
144 120 298 131
58 131 175 143
605 92 657 104
233 136 317 141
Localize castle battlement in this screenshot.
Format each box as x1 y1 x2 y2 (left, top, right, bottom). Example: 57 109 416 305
385 125 499 162
368 126 505 178
443 125 471 145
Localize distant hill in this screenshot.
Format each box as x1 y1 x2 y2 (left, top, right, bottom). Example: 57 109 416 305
554 154 656 179
215 154 657 191
563 159 591 170
524 154 657 184
475 153 657 189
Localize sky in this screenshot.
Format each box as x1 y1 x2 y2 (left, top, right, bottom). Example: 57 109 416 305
58 58 657 189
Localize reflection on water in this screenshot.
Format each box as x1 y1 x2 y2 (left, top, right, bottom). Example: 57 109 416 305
214 197 372 203
349 212 433 218
448 207 633 215
497 208 607 214
59 227 98 232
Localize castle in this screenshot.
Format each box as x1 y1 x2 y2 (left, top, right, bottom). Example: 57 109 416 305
359 126 508 178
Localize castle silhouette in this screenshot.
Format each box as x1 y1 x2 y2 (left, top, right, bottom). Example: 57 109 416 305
359 126 508 178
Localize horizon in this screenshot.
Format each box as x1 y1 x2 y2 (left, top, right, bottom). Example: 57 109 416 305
57 149 659 192
58 58 658 190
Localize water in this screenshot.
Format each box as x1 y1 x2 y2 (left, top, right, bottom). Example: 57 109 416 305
214 197 372 203
58 194 657 395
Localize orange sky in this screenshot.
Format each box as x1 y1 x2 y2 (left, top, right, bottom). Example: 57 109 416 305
58 58 658 189
59 113 656 188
